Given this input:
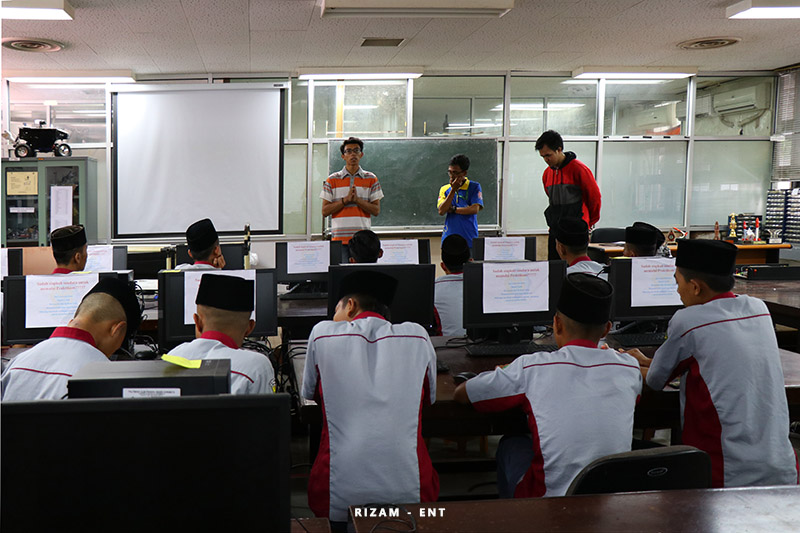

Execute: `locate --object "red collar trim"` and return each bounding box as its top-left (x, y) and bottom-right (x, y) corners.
top-left (200, 330), bottom-right (239, 349)
top-left (353, 311), bottom-right (385, 321)
top-left (50, 326), bottom-right (97, 348)
top-left (564, 339), bottom-right (598, 349)
top-left (52, 267), bottom-right (73, 274)
top-left (194, 261), bottom-right (214, 266)
top-left (708, 291), bottom-right (736, 302)
top-left (569, 256), bottom-right (591, 267)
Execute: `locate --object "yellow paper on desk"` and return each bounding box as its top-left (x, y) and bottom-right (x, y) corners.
top-left (161, 354), bottom-right (202, 369)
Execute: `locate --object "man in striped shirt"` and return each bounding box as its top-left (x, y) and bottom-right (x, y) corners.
top-left (321, 137), bottom-right (384, 261)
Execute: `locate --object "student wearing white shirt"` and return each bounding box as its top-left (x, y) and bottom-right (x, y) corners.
top-left (175, 218), bottom-right (226, 270)
top-left (434, 234), bottom-right (471, 336)
top-left (627, 239), bottom-right (798, 488)
top-left (454, 273), bottom-right (642, 498)
top-left (167, 273), bottom-right (274, 395)
top-left (554, 217), bottom-right (606, 279)
top-left (49, 224), bottom-right (88, 274)
top-left (302, 270), bottom-right (439, 524)
top-left (2, 277), bottom-right (141, 401)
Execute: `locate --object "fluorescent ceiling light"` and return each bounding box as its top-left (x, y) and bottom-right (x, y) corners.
top-left (297, 67), bottom-right (422, 80)
top-left (604, 80), bottom-right (669, 85)
top-left (727, 0), bottom-right (800, 18)
top-left (5, 70), bottom-right (136, 83)
top-left (1, 0), bottom-right (74, 20)
top-left (321, 0), bottom-right (513, 18)
top-left (573, 66), bottom-right (697, 79)
top-left (491, 103), bottom-right (585, 112)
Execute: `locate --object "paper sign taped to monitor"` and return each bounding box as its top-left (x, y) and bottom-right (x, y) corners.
top-left (484, 237), bottom-right (525, 261)
top-left (84, 245), bottom-right (115, 272)
top-left (377, 240), bottom-right (419, 264)
top-left (631, 257), bottom-right (682, 307)
top-left (483, 262), bottom-right (548, 314)
top-left (25, 273), bottom-right (99, 328)
top-left (183, 269), bottom-right (256, 324)
top-left (287, 241), bottom-right (330, 274)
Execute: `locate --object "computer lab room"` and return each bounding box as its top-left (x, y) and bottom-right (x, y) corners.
top-left (2, 1), bottom-right (800, 531)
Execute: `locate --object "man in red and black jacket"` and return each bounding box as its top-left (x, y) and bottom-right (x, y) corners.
top-left (536, 130), bottom-right (601, 260)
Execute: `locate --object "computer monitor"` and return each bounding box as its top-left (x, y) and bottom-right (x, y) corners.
top-left (84, 245), bottom-right (128, 271)
top-left (472, 237), bottom-right (537, 261)
top-left (327, 264), bottom-right (435, 329)
top-left (1, 395), bottom-right (291, 532)
top-left (157, 269), bottom-right (277, 351)
top-left (463, 260), bottom-right (566, 343)
top-left (2, 247), bottom-right (24, 277)
top-left (1, 272), bottom-right (137, 345)
top-left (127, 248), bottom-right (171, 279)
top-left (377, 239), bottom-right (431, 264)
top-left (275, 241), bottom-right (342, 283)
top-left (608, 258), bottom-right (683, 322)
top-left (68, 359), bottom-right (231, 398)
top-left (176, 243), bottom-right (246, 270)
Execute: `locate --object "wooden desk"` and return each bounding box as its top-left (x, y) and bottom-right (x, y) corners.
top-left (589, 242), bottom-right (791, 265)
top-left (291, 517), bottom-right (331, 533)
top-left (350, 485), bottom-right (800, 532)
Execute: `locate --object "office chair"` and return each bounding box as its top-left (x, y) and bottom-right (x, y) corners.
top-left (590, 227), bottom-right (626, 243)
top-left (565, 445), bottom-right (712, 496)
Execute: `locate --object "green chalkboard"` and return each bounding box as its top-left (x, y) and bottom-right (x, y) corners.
top-left (327, 138), bottom-right (498, 228)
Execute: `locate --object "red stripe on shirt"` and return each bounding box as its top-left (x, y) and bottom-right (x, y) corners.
top-left (51, 326), bottom-right (97, 348)
top-left (231, 370), bottom-right (254, 384)
top-left (679, 313), bottom-right (771, 338)
top-left (308, 367), bottom-right (332, 518)
top-left (418, 369), bottom-right (440, 503)
top-left (522, 361), bottom-right (640, 371)
top-left (201, 330), bottom-right (239, 349)
top-left (678, 356), bottom-right (725, 487)
top-left (52, 267), bottom-right (73, 274)
top-left (313, 333), bottom-right (429, 344)
top-left (8, 367), bottom-right (72, 377)
top-left (516, 399), bottom-right (547, 498)
top-left (569, 256), bottom-right (592, 267)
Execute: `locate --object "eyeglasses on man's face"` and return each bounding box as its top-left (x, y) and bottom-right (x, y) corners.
top-left (343, 148), bottom-right (362, 155)
top-left (448, 168), bottom-right (465, 176)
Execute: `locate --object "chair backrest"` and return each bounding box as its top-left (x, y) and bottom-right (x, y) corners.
top-left (565, 446), bottom-right (712, 496)
top-left (590, 227), bottom-right (626, 243)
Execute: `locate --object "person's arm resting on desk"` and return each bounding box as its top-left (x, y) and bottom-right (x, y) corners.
top-left (453, 359), bottom-right (526, 411)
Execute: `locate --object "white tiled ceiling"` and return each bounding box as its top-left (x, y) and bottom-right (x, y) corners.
top-left (2, 0), bottom-right (798, 76)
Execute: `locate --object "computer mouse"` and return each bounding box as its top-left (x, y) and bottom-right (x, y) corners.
top-left (453, 371), bottom-right (477, 385)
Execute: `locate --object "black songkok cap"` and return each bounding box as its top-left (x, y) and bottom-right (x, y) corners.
top-left (625, 223), bottom-right (660, 247)
top-left (557, 272), bottom-right (613, 325)
top-left (555, 217), bottom-right (589, 246)
top-left (441, 234), bottom-right (470, 266)
top-left (50, 225), bottom-right (87, 253)
top-left (186, 218), bottom-right (218, 254)
top-left (337, 270), bottom-right (398, 307)
top-left (633, 221), bottom-right (665, 247)
top-left (195, 274), bottom-right (254, 312)
top-left (84, 277), bottom-right (141, 337)
top-left (675, 239), bottom-right (738, 276)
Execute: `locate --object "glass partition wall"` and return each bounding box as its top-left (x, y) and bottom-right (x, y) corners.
top-left (4, 73), bottom-right (775, 238)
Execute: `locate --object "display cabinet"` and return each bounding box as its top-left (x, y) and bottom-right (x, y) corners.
top-left (2, 157), bottom-right (97, 247)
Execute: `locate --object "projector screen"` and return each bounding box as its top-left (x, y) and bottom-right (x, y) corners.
top-left (113, 86), bottom-right (283, 237)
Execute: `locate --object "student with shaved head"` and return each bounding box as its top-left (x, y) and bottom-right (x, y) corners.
top-left (1, 278), bottom-right (141, 401)
top-left (167, 273), bottom-right (274, 395)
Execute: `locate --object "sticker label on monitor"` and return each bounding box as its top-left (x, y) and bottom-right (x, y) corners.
top-left (377, 240), bottom-right (419, 264)
top-left (83, 245), bottom-right (115, 272)
top-left (122, 388), bottom-right (181, 398)
top-left (183, 269), bottom-right (256, 324)
top-left (25, 273), bottom-right (99, 328)
top-left (287, 241), bottom-right (330, 274)
top-left (483, 262), bottom-right (548, 314)
top-left (484, 237), bottom-right (525, 261)
top-left (631, 257), bottom-right (682, 308)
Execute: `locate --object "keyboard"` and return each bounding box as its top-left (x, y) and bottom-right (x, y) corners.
top-left (279, 292), bottom-right (328, 301)
top-left (607, 332), bottom-right (667, 347)
top-left (466, 342), bottom-right (559, 358)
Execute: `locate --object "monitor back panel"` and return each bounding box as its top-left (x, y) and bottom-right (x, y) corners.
top-left (608, 259), bottom-right (683, 322)
top-left (472, 237), bottom-right (537, 261)
top-left (1, 395), bottom-right (291, 531)
top-left (275, 241), bottom-right (342, 283)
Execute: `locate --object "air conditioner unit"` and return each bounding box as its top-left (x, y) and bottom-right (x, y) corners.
top-left (634, 106), bottom-right (677, 130)
top-left (713, 85), bottom-right (769, 114)
top-left (321, 0), bottom-right (514, 18)
top-left (676, 95), bottom-right (711, 119)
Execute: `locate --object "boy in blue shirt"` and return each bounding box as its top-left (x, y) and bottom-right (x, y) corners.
top-left (437, 154), bottom-right (483, 249)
